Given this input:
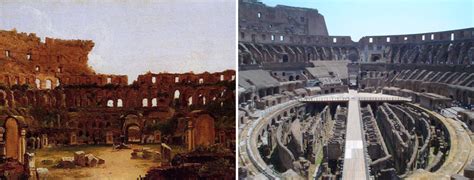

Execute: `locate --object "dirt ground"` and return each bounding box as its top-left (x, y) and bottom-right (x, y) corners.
top-left (32, 144), bottom-right (186, 180)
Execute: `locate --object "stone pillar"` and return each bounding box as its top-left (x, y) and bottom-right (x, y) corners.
top-left (26, 152), bottom-right (36, 178)
top-left (160, 143), bottom-right (172, 166)
top-left (105, 131), bottom-right (113, 145)
top-left (19, 129), bottom-right (26, 164)
top-left (35, 137), bottom-right (41, 149)
top-left (186, 118), bottom-right (194, 151)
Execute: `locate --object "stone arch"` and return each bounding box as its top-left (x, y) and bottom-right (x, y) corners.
top-left (142, 98), bottom-right (148, 107)
top-left (151, 98), bottom-right (158, 107)
top-left (5, 118), bottom-right (19, 160)
top-left (122, 114), bottom-right (143, 143)
top-left (4, 117), bottom-right (26, 163)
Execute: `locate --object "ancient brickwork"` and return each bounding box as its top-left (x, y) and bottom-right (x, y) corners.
top-left (0, 29), bottom-right (127, 89)
top-left (239, 0), bottom-right (329, 37)
top-left (0, 30), bottom-right (235, 154)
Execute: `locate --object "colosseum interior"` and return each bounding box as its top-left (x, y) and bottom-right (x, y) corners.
top-left (0, 29), bottom-right (236, 179)
top-left (238, 0), bottom-right (474, 179)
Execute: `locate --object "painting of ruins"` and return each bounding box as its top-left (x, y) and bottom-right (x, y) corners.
top-left (238, 0), bottom-right (473, 180)
top-left (0, 0), bottom-right (236, 179)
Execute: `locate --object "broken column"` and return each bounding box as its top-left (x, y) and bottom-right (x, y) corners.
top-left (74, 151), bottom-right (86, 166)
top-left (161, 143), bottom-right (172, 166)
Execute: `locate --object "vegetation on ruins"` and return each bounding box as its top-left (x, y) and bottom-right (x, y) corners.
top-left (30, 107), bottom-right (60, 126)
top-left (147, 117), bottom-right (178, 136)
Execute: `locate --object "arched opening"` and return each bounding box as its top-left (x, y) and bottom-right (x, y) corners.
top-left (174, 90), bottom-right (180, 99)
top-left (5, 118), bottom-right (19, 160)
top-left (295, 75), bottom-right (300, 80)
top-left (152, 77), bottom-right (156, 84)
top-left (289, 76), bottom-right (294, 81)
top-left (202, 96), bottom-right (206, 105)
top-left (199, 78), bottom-right (204, 84)
top-left (35, 79), bottom-right (41, 89)
top-left (107, 100), bottom-right (114, 107)
top-left (142, 98), bottom-right (148, 107)
top-left (220, 75), bottom-right (224, 81)
top-left (152, 98), bottom-right (158, 107)
top-left (45, 79), bottom-right (52, 89)
top-left (282, 54), bottom-right (289, 63)
top-left (371, 55), bottom-right (380, 62)
top-left (117, 99), bottom-right (123, 107)
top-left (126, 125), bottom-right (141, 143)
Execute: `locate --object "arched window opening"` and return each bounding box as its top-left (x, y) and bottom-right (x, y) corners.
top-left (152, 98), bottom-right (157, 107)
top-left (117, 99), bottom-right (123, 107)
top-left (174, 90), bottom-right (180, 99)
top-left (45, 79), bottom-right (52, 89)
top-left (152, 77), bottom-right (156, 84)
top-left (282, 55), bottom-right (289, 63)
top-left (142, 98), bottom-right (148, 107)
top-left (35, 79), bottom-right (41, 89)
top-left (107, 100), bottom-right (114, 107)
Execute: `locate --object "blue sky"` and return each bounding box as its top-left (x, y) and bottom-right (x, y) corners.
top-left (0, 0), bottom-right (236, 83)
top-left (263, 0), bottom-right (474, 40)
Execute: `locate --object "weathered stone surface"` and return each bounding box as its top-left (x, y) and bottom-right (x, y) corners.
top-left (0, 29), bottom-right (235, 152)
top-left (58, 157), bottom-right (75, 168)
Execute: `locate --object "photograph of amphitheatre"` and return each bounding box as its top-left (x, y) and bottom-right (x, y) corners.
top-left (238, 0), bottom-right (473, 179)
top-left (0, 0), bottom-right (236, 179)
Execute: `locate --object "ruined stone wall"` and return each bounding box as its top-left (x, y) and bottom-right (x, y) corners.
top-left (239, 42), bottom-right (358, 66)
top-left (0, 30), bottom-right (127, 88)
top-left (0, 77), bottom-right (234, 110)
top-left (239, 0), bottom-right (329, 37)
top-left (0, 30), bottom-right (235, 148)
